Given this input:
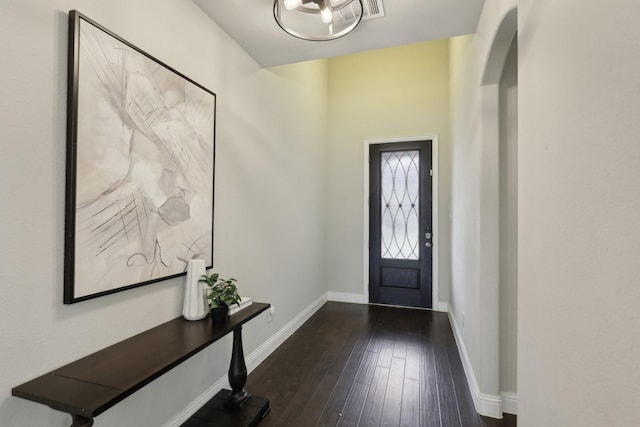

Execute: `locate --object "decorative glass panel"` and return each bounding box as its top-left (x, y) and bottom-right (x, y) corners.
top-left (380, 150), bottom-right (419, 260)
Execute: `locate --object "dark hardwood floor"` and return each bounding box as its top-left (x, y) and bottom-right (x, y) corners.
top-left (247, 302), bottom-right (516, 427)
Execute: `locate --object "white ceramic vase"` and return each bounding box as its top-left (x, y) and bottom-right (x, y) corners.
top-left (182, 259), bottom-right (208, 321)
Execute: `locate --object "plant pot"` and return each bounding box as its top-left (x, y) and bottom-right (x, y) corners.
top-left (210, 305), bottom-right (229, 324)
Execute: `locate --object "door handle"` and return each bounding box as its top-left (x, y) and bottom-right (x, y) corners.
top-left (425, 242), bottom-right (432, 248)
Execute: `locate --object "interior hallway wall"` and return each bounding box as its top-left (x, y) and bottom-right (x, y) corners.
top-left (498, 36), bottom-right (517, 397)
top-left (448, 0), bottom-right (517, 416)
top-left (0, 1), bottom-right (328, 425)
top-left (518, 0), bottom-right (640, 424)
top-left (325, 40), bottom-right (452, 306)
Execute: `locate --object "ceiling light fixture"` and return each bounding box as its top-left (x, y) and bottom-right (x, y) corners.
top-left (274, 0), bottom-right (363, 41)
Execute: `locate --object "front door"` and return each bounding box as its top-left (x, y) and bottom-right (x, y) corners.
top-left (369, 140), bottom-right (433, 308)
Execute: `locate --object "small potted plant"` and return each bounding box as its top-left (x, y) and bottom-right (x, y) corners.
top-left (199, 273), bottom-right (241, 324)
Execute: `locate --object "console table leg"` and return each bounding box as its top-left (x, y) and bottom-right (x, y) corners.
top-left (225, 325), bottom-right (252, 409)
top-left (70, 415), bottom-right (93, 427)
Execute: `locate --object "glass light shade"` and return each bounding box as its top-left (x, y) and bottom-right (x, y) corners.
top-left (274, 0), bottom-right (363, 41)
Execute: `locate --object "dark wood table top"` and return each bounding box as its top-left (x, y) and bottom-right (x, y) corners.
top-left (12, 303), bottom-right (270, 419)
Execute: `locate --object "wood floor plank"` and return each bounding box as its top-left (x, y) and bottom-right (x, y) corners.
top-left (274, 325), bottom-right (345, 424)
top-left (377, 336), bottom-right (395, 369)
top-left (433, 339), bottom-right (453, 385)
top-left (336, 381), bottom-right (369, 427)
top-left (419, 333), bottom-right (440, 421)
top-left (404, 333), bottom-right (421, 381)
top-left (316, 334), bottom-right (370, 426)
top-left (359, 366), bottom-right (390, 427)
top-left (452, 373), bottom-right (482, 427)
top-left (420, 406), bottom-right (442, 427)
top-left (481, 414), bottom-right (517, 427)
top-left (251, 309), bottom-right (355, 426)
top-left (379, 356), bottom-right (405, 427)
top-left (244, 302), bottom-right (516, 427)
top-left (354, 350), bottom-right (379, 386)
top-left (445, 332), bottom-right (482, 427)
top-left (267, 319), bottom-right (349, 423)
top-left (291, 331), bottom-right (364, 425)
top-left (392, 334), bottom-right (408, 359)
top-left (366, 329), bottom-right (385, 353)
top-left (446, 338), bottom-right (467, 378)
top-left (399, 377), bottom-right (419, 427)
top-left (438, 381), bottom-right (462, 427)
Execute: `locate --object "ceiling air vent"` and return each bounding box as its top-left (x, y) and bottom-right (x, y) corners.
top-left (361, 0), bottom-right (385, 21)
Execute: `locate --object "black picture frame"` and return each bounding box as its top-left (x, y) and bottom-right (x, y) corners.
top-left (64, 10), bottom-right (216, 304)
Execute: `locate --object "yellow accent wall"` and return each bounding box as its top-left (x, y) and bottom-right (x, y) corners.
top-left (326, 39), bottom-right (451, 304)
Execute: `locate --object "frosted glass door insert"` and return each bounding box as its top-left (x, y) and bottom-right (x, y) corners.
top-left (380, 150), bottom-right (420, 260)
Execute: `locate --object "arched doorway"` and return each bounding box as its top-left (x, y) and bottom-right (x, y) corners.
top-left (476, 6), bottom-right (517, 417)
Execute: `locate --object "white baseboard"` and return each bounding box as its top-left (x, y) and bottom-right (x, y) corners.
top-left (478, 393), bottom-right (503, 419)
top-left (165, 293), bottom-right (328, 427)
top-left (501, 392), bottom-right (518, 415)
top-left (437, 301), bottom-right (448, 312)
top-left (447, 305), bottom-right (503, 419)
top-left (327, 292), bottom-right (367, 304)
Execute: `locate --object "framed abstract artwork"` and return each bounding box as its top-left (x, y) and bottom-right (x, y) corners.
top-left (64, 10), bottom-right (216, 303)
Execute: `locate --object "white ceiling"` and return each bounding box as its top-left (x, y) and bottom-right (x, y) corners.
top-left (193, 0), bottom-right (485, 68)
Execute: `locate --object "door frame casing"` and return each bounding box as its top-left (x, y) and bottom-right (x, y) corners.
top-left (363, 135), bottom-right (440, 311)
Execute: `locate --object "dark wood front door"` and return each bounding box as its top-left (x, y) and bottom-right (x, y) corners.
top-left (369, 140), bottom-right (433, 308)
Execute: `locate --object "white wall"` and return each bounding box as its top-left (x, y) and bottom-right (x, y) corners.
top-left (448, 0), bottom-right (517, 417)
top-left (0, 1), bottom-right (328, 425)
top-left (449, 32), bottom-right (482, 402)
top-left (325, 40), bottom-right (451, 305)
top-left (498, 36), bottom-right (517, 397)
top-left (518, 0), bottom-right (640, 425)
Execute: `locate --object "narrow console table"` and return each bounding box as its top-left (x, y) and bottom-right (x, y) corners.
top-left (12, 303), bottom-right (271, 427)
